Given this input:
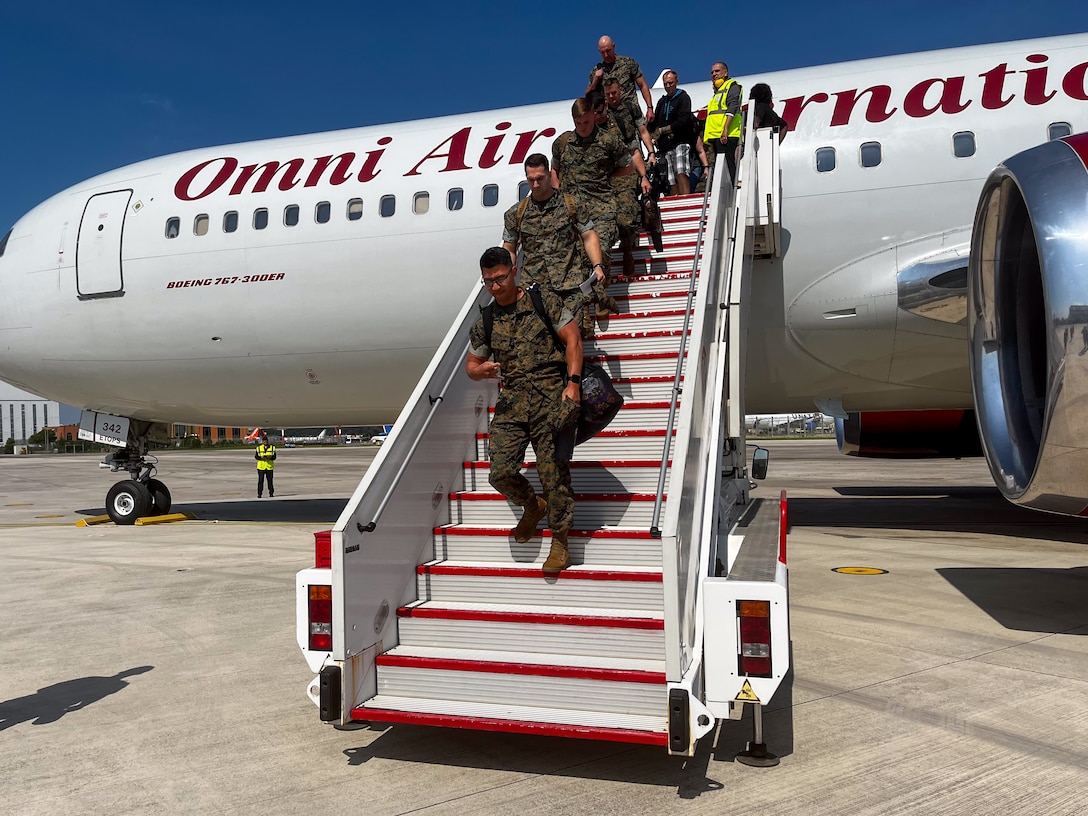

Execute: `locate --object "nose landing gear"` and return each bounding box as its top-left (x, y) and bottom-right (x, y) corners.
top-left (99, 421), bottom-right (173, 525)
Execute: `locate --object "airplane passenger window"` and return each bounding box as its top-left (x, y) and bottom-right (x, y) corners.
top-left (223, 211), bottom-right (239, 233)
top-left (953, 132), bottom-right (976, 158)
top-left (447, 188), bottom-right (464, 211)
top-left (165, 218), bottom-right (180, 239)
top-left (860, 142), bottom-right (882, 168)
top-left (347, 199), bottom-right (363, 220)
top-left (1048, 122), bottom-right (1072, 141)
top-left (482, 184), bottom-right (500, 207)
top-left (518, 181), bottom-right (530, 201)
top-left (253, 208), bottom-right (269, 230)
top-left (194, 214), bottom-right (210, 236)
top-left (284, 205), bottom-right (300, 227)
top-left (380, 195), bottom-right (396, 217)
top-left (413, 192), bottom-right (430, 214)
top-left (316, 201), bottom-right (331, 223)
top-left (815, 147), bottom-right (836, 173)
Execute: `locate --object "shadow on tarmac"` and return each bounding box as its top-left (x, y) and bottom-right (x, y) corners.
top-left (0, 666), bottom-right (153, 731)
top-left (77, 499), bottom-right (350, 524)
top-left (341, 723), bottom-right (730, 796)
top-left (788, 487), bottom-right (1088, 545)
top-left (939, 565), bottom-right (1088, 633)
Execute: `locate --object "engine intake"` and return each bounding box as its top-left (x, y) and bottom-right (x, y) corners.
top-left (968, 133), bottom-right (1088, 515)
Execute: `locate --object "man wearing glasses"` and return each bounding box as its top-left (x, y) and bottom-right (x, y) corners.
top-left (651, 70), bottom-right (699, 197)
top-left (466, 247), bottom-right (584, 573)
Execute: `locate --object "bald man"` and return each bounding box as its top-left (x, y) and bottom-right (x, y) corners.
top-left (586, 35), bottom-right (655, 125)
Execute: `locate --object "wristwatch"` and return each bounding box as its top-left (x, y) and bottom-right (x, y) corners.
top-left (592, 263), bottom-right (605, 271)
top-left (569, 373), bottom-right (582, 384)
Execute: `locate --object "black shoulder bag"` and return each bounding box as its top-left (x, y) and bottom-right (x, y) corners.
top-left (479, 286), bottom-right (624, 444)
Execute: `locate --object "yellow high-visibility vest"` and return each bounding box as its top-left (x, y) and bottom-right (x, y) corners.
top-left (705, 78), bottom-right (742, 142)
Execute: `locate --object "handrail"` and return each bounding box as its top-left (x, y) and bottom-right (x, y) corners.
top-left (649, 171), bottom-right (719, 537)
top-left (355, 358), bottom-right (462, 533)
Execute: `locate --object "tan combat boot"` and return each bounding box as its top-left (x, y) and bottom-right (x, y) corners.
top-left (512, 496), bottom-right (547, 543)
top-left (542, 534), bottom-right (571, 573)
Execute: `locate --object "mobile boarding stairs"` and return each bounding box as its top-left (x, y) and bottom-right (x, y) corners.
top-left (296, 120), bottom-right (787, 758)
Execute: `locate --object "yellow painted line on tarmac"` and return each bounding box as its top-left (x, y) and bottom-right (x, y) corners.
top-left (35, 514), bottom-right (66, 519)
top-left (134, 512), bottom-right (196, 526)
top-left (832, 566), bottom-right (889, 575)
top-left (75, 515), bottom-right (112, 527)
top-left (6, 503), bottom-right (33, 507)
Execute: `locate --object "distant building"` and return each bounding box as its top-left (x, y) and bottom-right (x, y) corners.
top-left (171, 424), bottom-right (251, 443)
top-left (0, 382), bottom-right (81, 444)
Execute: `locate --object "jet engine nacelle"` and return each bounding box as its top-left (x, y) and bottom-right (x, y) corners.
top-left (968, 132), bottom-right (1088, 515)
top-left (835, 410), bottom-right (982, 458)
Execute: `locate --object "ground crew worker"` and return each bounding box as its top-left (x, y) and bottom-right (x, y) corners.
top-left (466, 247), bottom-right (583, 573)
top-left (255, 433), bottom-right (276, 497)
top-left (704, 62), bottom-right (743, 185)
top-left (552, 97), bottom-right (630, 335)
top-left (502, 153), bottom-right (606, 333)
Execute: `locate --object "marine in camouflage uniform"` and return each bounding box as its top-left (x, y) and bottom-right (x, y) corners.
top-left (603, 91), bottom-right (648, 253)
top-left (586, 36), bottom-right (654, 122)
top-left (466, 248), bottom-right (584, 572)
top-left (502, 154), bottom-right (605, 332)
top-left (600, 80), bottom-right (655, 281)
top-left (553, 98), bottom-right (630, 331)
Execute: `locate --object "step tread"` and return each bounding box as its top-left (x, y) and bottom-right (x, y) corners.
top-left (352, 696), bottom-right (668, 744)
top-left (400, 600), bottom-right (664, 624)
top-left (380, 645), bottom-right (666, 676)
top-left (420, 560), bottom-right (662, 578)
top-left (434, 525), bottom-right (660, 539)
top-left (462, 460), bottom-right (670, 468)
top-left (451, 491), bottom-right (661, 501)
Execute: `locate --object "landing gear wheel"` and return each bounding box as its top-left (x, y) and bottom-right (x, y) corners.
top-left (106, 479), bottom-right (152, 525)
top-left (147, 478), bottom-right (172, 515)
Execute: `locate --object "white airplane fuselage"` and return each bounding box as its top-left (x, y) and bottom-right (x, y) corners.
top-left (1, 34), bottom-right (1087, 426)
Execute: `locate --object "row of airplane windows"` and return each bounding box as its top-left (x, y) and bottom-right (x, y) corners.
top-left (816, 123), bottom-right (1072, 172)
top-left (165, 181), bottom-right (529, 239)
top-left (164, 123), bottom-right (1075, 238)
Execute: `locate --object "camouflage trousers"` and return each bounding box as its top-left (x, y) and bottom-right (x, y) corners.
top-left (591, 212), bottom-right (618, 277)
top-left (611, 174), bottom-right (640, 248)
top-left (488, 385), bottom-right (575, 537)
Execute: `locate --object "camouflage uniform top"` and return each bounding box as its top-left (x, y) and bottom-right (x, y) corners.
top-left (469, 288), bottom-right (573, 396)
top-left (502, 193), bottom-right (595, 293)
top-left (551, 127), bottom-right (630, 218)
top-left (605, 97), bottom-right (645, 153)
top-left (589, 54), bottom-right (645, 110)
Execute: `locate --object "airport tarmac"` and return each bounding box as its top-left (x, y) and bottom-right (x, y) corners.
top-left (3, 441), bottom-right (1088, 815)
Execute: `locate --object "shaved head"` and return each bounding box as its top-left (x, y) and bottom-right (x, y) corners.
top-left (597, 35), bottom-right (616, 63)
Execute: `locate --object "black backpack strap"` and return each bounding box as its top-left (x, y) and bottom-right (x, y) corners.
top-left (527, 284), bottom-right (565, 352)
top-left (480, 302), bottom-right (495, 348)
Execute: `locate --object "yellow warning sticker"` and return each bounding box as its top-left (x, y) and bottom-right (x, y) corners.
top-left (735, 680), bottom-right (760, 703)
top-left (832, 567), bottom-right (888, 575)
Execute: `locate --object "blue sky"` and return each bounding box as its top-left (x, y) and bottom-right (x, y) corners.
top-left (2, 1), bottom-right (1087, 233)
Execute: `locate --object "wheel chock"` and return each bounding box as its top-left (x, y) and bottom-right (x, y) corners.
top-left (134, 512), bottom-right (195, 526)
top-left (75, 515), bottom-right (112, 527)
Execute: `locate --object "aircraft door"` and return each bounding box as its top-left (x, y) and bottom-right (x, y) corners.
top-left (76, 189), bottom-right (132, 299)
